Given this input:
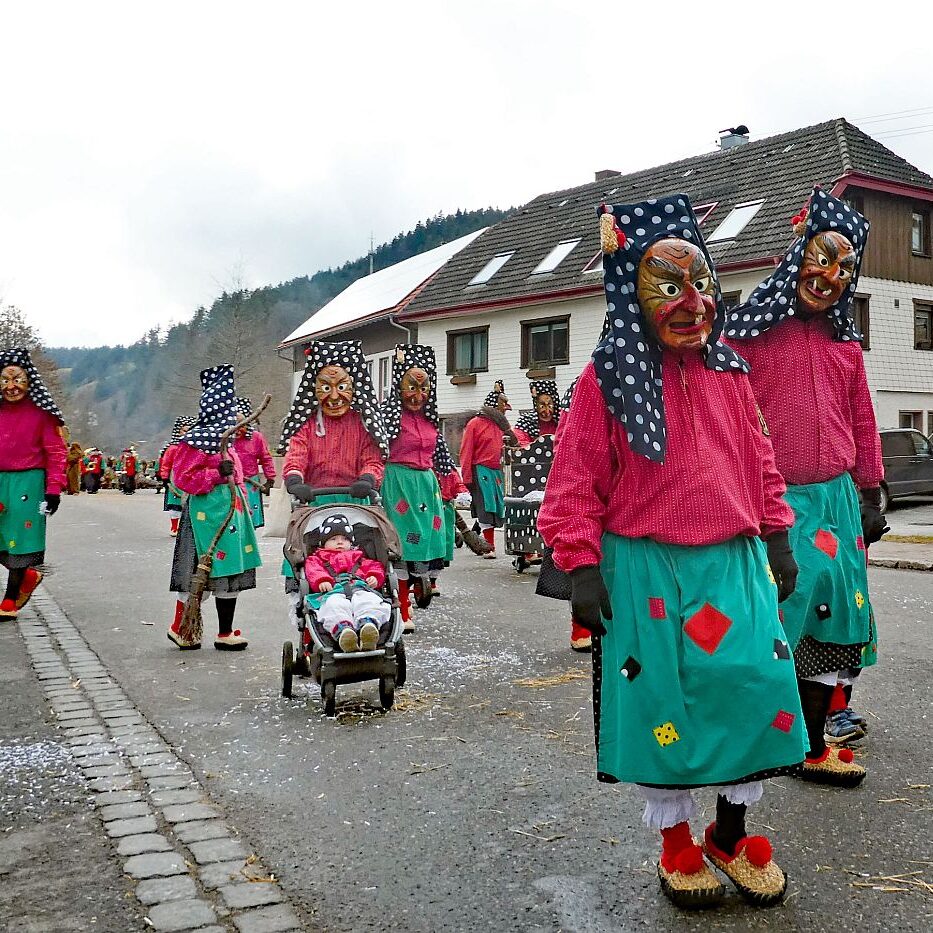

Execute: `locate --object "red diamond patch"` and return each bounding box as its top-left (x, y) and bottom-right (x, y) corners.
top-left (432, 515), bottom-right (443, 531)
top-left (24, 521), bottom-right (32, 529)
top-left (814, 529), bottom-right (838, 559)
top-left (772, 710), bottom-right (795, 733)
top-left (216, 550), bottom-right (226, 561)
top-left (395, 499), bottom-right (410, 515)
top-left (683, 603), bottom-right (732, 655)
top-left (856, 535), bottom-right (865, 551)
top-left (648, 597), bottom-right (666, 620)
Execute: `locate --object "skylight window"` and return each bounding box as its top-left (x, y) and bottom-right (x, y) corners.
top-left (693, 203), bottom-right (718, 225)
top-left (468, 251), bottom-right (514, 286)
top-left (582, 251), bottom-right (603, 274)
top-left (706, 200), bottom-right (765, 242)
top-left (531, 238), bottom-right (582, 275)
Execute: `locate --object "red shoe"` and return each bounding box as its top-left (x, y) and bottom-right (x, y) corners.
top-left (214, 629), bottom-right (248, 651)
top-left (0, 598), bottom-right (18, 621)
top-left (170, 517), bottom-right (180, 537)
top-left (570, 618), bottom-right (592, 653)
top-left (15, 568), bottom-right (44, 610)
top-left (657, 822), bottom-right (724, 910)
top-left (703, 824), bottom-right (787, 906)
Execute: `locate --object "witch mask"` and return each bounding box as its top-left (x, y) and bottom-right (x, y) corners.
top-left (535, 393), bottom-right (555, 423)
top-left (797, 231), bottom-right (856, 313)
top-left (1, 365), bottom-right (30, 404)
top-left (637, 239), bottom-right (715, 353)
top-left (315, 365), bottom-right (353, 418)
top-left (400, 367), bottom-right (431, 413)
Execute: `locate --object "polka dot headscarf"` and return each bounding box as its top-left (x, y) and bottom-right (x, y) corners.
top-left (724, 186), bottom-right (870, 343)
top-left (235, 397), bottom-right (254, 439)
top-left (380, 344), bottom-right (453, 474)
top-left (560, 377), bottom-right (579, 413)
top-left (0, 346), bottom-right (64, 423)
top-left (515, 379), bottom-right (561, 439)
top-left (169, 415), bottom-right (197, 444)
top-left (483, 380), bottom-right (507, 409)
top-left (594, 195), bottom-right (748, 463)
top-left (180, 364), bottom-right (238, 454)
top-left (278, 340), bottom-right (388, 458)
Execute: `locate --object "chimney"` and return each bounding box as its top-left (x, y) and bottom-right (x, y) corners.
top-left (595, 169), bottom-right (619, 181)
top-left (718, 125), bottom-right (750, 149)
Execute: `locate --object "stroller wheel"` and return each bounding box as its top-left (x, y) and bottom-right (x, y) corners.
top-left (379, 675), bottom-right (395, 711)
top-left (395, 638), bottom-right (407, 689)
top-left (321, 680), bottom-right (336, 717)
top-left (412, 577), bottom-right (433, 609)
top-left (281, 641), bottom-right (294, 698)
top-left (513, 555), bottom-right (528, 573)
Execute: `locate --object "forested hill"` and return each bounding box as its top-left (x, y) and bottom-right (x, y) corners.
top-left (49, 207), bottom-right (510, 455)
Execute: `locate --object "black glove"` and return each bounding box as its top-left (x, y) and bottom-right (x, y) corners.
top-left (569, 565), bottom-right (611, 637)
top-left (860, 487), bottom-right (889, 546)
top-left (44, 494), bottom-right (60, 516)
top-left (765, 530), bottom-right (798, 603)
top-left (218, 459), bottom-right (235, 478)
top-left (284, 474), bottom-right (303, 492)
top-left (349, 473), bottom-right (376, 500)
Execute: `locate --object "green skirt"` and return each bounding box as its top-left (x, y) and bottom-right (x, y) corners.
top-left (0, 469), bottom-right (47, 566)
top-left (442, 501), bottom-right (456, 563)
top-left (595, 533), bottom-right (807, 788)
top-left (780, 474), bottom-right (872, 654)
top-left (163, 476), bottom-right (184, 511)
top-left (189, 484), bottom-right (261, 579)
top-left (475, 465), bottom-right (505, 521)
top-left (382, 462), bottom-right (445, 562)
top-left (244, 474), bottom-right (265, 529)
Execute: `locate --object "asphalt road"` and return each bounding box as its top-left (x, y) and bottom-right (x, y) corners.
top-left (4, 490), bottom-right (933, 932)
top-left (885, 494), bottom-right (933, 535)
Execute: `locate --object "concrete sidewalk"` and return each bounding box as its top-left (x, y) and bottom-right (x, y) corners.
top-left (868, 539), bottom-right (933, 571)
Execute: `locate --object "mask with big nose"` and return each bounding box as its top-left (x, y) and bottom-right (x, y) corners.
top-left (315, 365), bottom-right (354, 418)
top-left (400, 367), bottom-right (430, 412)
top-left (1, 365), bottom-right (30, 404)
top-left (797, 231), bottom-right (855, 314)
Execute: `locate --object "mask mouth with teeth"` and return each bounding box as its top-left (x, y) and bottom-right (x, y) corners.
top-left (400, 366), bottom-right (431, 413)
top-left (315, 365), bottom-right (354, 418)
top-left (1, 365), bottom-right (30, 404)
top-left (797, 231), bottom-right (856, 313)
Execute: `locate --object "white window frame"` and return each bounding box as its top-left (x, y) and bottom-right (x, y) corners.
top-left (468, 251), bottom-right (515, 286)
top-left (706, 199), bottom-right (765, 243)
top-left (531, 238), bottom-right (582, 275)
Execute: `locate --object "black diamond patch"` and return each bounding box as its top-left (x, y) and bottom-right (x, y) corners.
top-left (773, 638), bottom-right (791, 660)
top-left (406, 532), bottom-right (421, 544)
top-left (620, 656), bottom-right (642, 681)
top-left (419, 502), bottom-right (428, 512)
top-left (815, 603), bottom-right (832, 620)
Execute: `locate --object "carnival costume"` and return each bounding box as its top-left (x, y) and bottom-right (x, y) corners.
top-left (167, 365), bottom-right (261, 651)
top-left (83, 448), bottom-right (103, 493)
top-left (160, 416), bottom-right (197, 536)
top-left (513, 379), bottom-right (561, 447)
top-left (379, 344), bottom-right (451, 627)
top-left (725, 188), bottom-right (881, 786)
top-left (458, 380), bottom-right (517, 557)
top-left (538, 197), bottom-right (807, 909)
top-left (232, 396), bottom-right (276, 529)
top-left (121, 448), bottom-right (137, 495)
top-left (432, 434), bottom-right (468, 595)
top-left (0, 348), bottom-right (67, 621)
top-left (66, 442), bottom-right (82, 495)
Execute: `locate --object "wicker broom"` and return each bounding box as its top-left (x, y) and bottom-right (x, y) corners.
top-left (177, 394), bottom-right (271, 644)
top-left (455, 509), bottom-right (492, 555)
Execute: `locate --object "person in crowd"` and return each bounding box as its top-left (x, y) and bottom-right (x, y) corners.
top-left (66, 441), bottom-right (83, 495)
top-left (232, 397), bottom-right (276, 529)
top-left (160, 417), bottom-right (196, 536)
top-left (512, 379), bottom-right (561, 447)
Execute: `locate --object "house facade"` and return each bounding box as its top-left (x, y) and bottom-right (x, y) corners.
top-left (398, 119), bottom-right (933, 451)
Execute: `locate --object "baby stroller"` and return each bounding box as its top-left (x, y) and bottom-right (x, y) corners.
top-left (503, 436), bottom-right (554, 573)
top-left (281, 487), bottom-right (407, 716)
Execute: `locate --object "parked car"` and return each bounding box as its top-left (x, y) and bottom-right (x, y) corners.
top-left (879, 428), bottom-right (933, 512)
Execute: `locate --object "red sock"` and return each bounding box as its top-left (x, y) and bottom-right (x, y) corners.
top-left (660, 821), bottom-right (703, 874)
top-left (570, 618), bottom-right (591, 642)
top-left (828, 683), bottom-right (847, 713)
top-left (170, 600), bottom-right (184, 633)
top-left (482, 527), bottom-right (495, 550)
top-left (398, 579), bottom-right (411, 623)
top-left (170, 517), bottom-right (179, 534)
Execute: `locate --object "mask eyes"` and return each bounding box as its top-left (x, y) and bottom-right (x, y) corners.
top-left (337, 382), bottom-right (349, 392)
top-left (658, 282), bottom-right (682, 298)
top-left (838, 267), bottom-right (851, 280)
top-left (693, 276), bottom-right (711, 293)
top-left (817, 253), bottom-right (830, 267)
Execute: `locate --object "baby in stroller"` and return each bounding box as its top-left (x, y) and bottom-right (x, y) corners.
top-left (304, 514), bottom-right (392, 653)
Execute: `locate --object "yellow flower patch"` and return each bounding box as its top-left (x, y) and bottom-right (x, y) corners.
top-left (653, 722), bottom-right (680, 747)
top-left (196, 511), bottom-right (207, 521)
top-left (854, 590), bottom-right (865, 609)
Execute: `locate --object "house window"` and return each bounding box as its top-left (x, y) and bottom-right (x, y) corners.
top-left (852, 294), bottom-right (870, 350)
top-left (900, 411), bottom-right (923, 431)
top-left (693, 203), bottom-right (718, 225)
top-left (914, 301), bottom-right (933, 350)
top-left (912, 209), bottom-right (930, 256)
top-left (531, 239), bottom-right (582, 275)
top-left (706, 200), bottom-right (765, 242)
top-left (721, 291), bottom-right (741, 311)
top-left (468, 251), bottom-right (514, 286)
top-left (447, 327), bottom-right (489, 374)
top-left (521, 317), bottom-right (569, 368)
top-left (377, 356), bottom-right (391, 401)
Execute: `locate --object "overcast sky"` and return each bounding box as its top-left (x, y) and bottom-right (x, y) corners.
top-left (2, 1), bottom-right (931, 348)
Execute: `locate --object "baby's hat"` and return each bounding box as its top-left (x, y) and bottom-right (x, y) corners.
top-left (320, 514), bottom-right (354, 543)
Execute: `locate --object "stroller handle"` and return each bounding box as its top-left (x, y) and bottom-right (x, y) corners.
top-left (304, 486), bottom-right (381, 506)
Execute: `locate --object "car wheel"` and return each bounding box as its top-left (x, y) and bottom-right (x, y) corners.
top-left (878, 485), bottom-right (890, 515)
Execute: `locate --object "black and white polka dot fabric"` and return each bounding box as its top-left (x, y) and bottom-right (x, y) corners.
top-left (170, 415), bottom-right (198, 444)
top-left (0, 346), bottom-right (64, 423)
top-left (483, 380), bottom-right (506, 409)
top-left (515, 379), bottom-right (561, 439)
top-left (724, 186), bottom-right (870, 343)
top-left (278, 340), bottom-right (388, 457)
top-left (560, 377), bottom-right (579, 413)
top-left (235, 397), bottom-right (253, 438)
top-left (180, 364), bottom-right (238, 454)
top-left (595, 196), bottom-right (748, 463)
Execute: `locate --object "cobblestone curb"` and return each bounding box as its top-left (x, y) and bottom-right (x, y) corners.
top-left (868, 556), bottom-right (933, 572)
top-left (17, 591), bottom-right (308, 933)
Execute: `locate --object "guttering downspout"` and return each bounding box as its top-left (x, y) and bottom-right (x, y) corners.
top-left (388, 314), bottom-right (411, 342)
